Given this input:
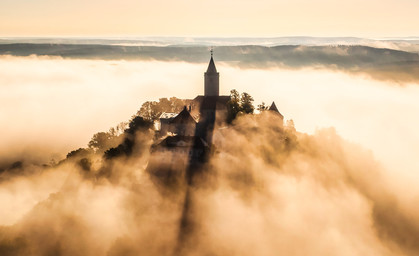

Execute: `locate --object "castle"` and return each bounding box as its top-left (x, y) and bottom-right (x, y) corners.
top-left (147, 52), bottom-right (283, 176)
top-left (158, 51), bottom-right (231, 141)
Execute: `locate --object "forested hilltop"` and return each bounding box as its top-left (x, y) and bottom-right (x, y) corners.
top-left (0, 90), bottom-right (282, 177)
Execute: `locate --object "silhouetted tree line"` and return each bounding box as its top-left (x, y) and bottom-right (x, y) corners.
top-left (104, 116), bottom-right (153, 159)
top-left (67, 98), bottom-right (184, 164)
top-left (66, 148), bottom-right (92, 159)
top-left (64, 115), bottom-right (153, 175)
top-left (60, 91), bottom-right (295, 179)
top-left (65, 91), bottom-right (258, 171)
top-left (83, 122), bottom-right (127, 155)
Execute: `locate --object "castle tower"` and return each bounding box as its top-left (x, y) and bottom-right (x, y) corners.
top-left (204, 50), bottom-right (219, 96)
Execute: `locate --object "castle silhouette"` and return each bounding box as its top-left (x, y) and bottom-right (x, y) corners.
top-left (147, 53), bottom-right (283, 176)
top-left (145, 53), bottom-right (284, 251)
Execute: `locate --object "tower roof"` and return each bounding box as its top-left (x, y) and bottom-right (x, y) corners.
top-left (269, 101), bottom-right (284, 119)
top-left (206, 56), bottom-right (218, 73)
top-left (269, 102), bottom-right (279, 112)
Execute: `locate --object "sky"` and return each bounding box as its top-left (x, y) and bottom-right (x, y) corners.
top-left (1, 0), bottom-right (418, 37)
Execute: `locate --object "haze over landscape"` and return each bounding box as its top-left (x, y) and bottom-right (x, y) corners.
top-left (1, 0), bottom-right (419, 255)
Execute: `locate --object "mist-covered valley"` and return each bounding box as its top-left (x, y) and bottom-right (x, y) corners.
top-left (1, 39), bottom-right (419, 255)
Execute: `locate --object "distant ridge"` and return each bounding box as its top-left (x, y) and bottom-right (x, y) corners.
top-left (1, 36), bottom-right (419, 47)
top-left (1, 43), bottom-right (418, 83)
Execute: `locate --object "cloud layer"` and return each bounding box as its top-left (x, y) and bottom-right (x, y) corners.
top-left (1, 56), bottom-right (418, 183)
top-left (0, 113), bottom-right (418, 256)
top-left (0, 55), bottom-right (418, 255)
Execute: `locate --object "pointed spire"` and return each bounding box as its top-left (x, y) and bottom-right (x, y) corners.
top-left (204, 48), bottom-right (220, 96)
top-left (206, 48), bottom-right (217, 73)
top-left (269, 101), bottom-right (279, 112)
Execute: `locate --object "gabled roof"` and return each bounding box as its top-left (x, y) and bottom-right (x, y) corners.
top-left (206, 56), bottom-right (218, 73)
top-left (269, 101), bottom-right (284, 119)
top-left (170, 106), bottom-right (197, 124)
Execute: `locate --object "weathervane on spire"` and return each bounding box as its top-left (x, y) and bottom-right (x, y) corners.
top-left (210, 47), bottom-right (213, 57)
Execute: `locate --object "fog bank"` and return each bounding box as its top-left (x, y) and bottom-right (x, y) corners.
top-left (1, 56), bottom-right (417, 185)
top-left (1, 55), bottom-right (419, 255)
top-left (0, 113), bottom-right (418, 256)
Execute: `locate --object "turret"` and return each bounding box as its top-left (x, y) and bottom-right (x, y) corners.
top-left (269, 101), bottom-right (284, 121)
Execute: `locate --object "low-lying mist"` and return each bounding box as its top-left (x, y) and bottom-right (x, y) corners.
top-left (0, 56), bottom-right (203, 165)
top-left (0, 112), bottom-right (418, 256)
top-left (0, 55), bottom-right (418, 255)
top-left (1, 56), bottom-right (417, 181)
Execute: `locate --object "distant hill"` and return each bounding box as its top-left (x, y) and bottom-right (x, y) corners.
top-left (1, 43), bottom-right (418, 83)
top-left (1, 36), bottom-right (419, 48)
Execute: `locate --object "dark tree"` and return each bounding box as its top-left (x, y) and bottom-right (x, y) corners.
top-left (88, 132), bottom-right (111, 150)
top-left (108, 122), bottom-right (127, 136)
top-left (78, 158), bottom-right (92, 172)
top-left (137, 101), bottom-right (161, 121)
top-left (257, 102), bottom-right (267, 112)
top-left (168, 97), bottom-right (186, 113)
top-left (126, 116), bottom-right (153, 135)
top-left (103, 138), bottom-right (135, 159)
top-left (66, 148), bottom-right (92, 159)
top-left (240, 92), bottom-right (254, 114)
top-left (137, 97), bottom-right (188, 121)
top-left (104, 116), bottom-right (153, 159)
top-left (88, 132), bottom-right (122, 153)
top-left (227, 89), bottom-right (241, 123)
